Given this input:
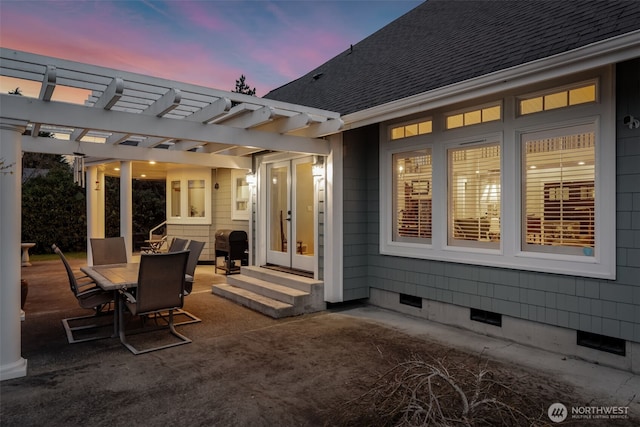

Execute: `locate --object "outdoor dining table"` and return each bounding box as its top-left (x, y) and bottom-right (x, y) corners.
top-left (81, 263), bottom-right (139, 338)
top-left (79, 262), bottom-right (193, 339)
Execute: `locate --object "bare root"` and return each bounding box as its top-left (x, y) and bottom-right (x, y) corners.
top-left (334, 355), bottom-right (549, 426)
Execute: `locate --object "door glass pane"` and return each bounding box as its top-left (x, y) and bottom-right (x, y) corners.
top-left (170, 180), bottom-right (181, 217)
top-left (295, 161), bottom-right (314, 255)
top-left (270, 166), bottom-right (288, 252)
top-left (188, 179), bottom-right (205, 217)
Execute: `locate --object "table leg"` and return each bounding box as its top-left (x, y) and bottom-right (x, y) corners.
top-left (113, 292), bottom-right (121, 338)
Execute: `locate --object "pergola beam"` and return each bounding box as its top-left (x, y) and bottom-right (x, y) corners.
top-left (21, 135), bottom-right (251, 169)
top-left (2, 94), bottom-right (331, 155)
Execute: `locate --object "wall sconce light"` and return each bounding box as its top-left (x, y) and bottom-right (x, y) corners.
top-left (245, 172), bottom-right (256, 187)
top-left (312, 156), bottom-right (325, 178)
top-left (623, 115), bottom-right (640, 129)
top-left (94, 180), bottom-right (100, 191)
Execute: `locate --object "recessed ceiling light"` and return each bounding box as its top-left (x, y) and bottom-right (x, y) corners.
top-left (578, 161), bottom-right (585, 165)
top-left (114, 167), bottom-right (120, 171)
top-left (529, 165), bottom-right (537, 169)
top-left (140, 174), bottom-right (146, 178)
top-left (149, 161), bottom-right (156, 165)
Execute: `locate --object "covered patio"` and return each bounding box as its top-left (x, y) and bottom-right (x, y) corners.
top-left (0, 48), bottom-right (343, 380)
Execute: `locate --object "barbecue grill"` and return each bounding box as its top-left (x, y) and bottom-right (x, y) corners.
top-left (214, 229), bottom-right (248, 274)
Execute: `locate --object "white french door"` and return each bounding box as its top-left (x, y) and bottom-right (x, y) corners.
top-left (266, 157), bottom-right (315, 272)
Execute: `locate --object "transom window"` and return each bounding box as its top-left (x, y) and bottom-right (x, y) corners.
top-left (518, 82), bottom-right (596, 115)
top-left (445, 103), bottom-right (501, 129)
top-left (391, 119), bottom-right (433, 140)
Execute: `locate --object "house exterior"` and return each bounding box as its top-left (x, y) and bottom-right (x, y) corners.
top-left (2, 0), bottom-right (640, 381)
top-left (264, 0), bottom-right (640, 372)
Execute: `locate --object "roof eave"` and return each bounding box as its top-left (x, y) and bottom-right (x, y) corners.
top-left (342, 29), bottom-right (640, 131)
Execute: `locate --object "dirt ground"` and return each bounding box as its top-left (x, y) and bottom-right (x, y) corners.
top-left (2, 257), bottom-right (636, 426)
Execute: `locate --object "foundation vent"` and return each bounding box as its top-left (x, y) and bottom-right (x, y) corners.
top-left (470, 308), bottom-right (502, 327)
top-left (577, 331), bottom-right (625, 356)
top-left (399, 293), bottom-right (422, 308)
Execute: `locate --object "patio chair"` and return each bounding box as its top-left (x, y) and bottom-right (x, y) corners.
top-left (53, 244), bottom-right (115, 344)
top-left (90, 236), bottom-right (128, 265)
top-left (118, 250), bottom-right (191, 354)
top-left (172, 240), bottom-right (205, 326)
top-left (167, 237), bottom-right (189, 252)
top-left (184, 240), bottom-right (205, 296)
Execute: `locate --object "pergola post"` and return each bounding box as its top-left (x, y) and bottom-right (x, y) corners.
top-left (86, 165), bottom-right (105, 265)
top-left (120, 161), bottom-right (133, 257)
top-left (0, 120), bottom-right (28, 380)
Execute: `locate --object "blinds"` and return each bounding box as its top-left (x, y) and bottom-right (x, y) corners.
top-left (448, 143), bottom-right (501, 244)
top-left (522, 126), bottom-right (595, 255)
top-left (394, 150), bottom-right (432, 241)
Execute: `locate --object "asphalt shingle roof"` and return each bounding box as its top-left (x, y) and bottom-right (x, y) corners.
top-left (265, 0), bottom-right (640, 115)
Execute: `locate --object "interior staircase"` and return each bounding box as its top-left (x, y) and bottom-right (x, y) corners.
top-left (211, 266), bottom-right (325, 318)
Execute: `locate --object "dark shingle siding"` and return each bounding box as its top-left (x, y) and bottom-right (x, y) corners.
top-left (265, 0), bottom-right (640, 115)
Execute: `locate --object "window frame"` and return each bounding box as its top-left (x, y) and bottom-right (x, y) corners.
top-left (380, 68), bottom-right (615, 279)
top-left (166, 167), bottom-right (212, 225)
top-left (231, 169), bottom-right (251, 220)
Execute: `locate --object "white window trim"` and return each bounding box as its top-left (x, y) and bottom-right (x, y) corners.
top-left (380, 69), bottom-right (615, 279)
top-left (231, 168), bottom-right (251, 221)
top-left (166, 167), bottom-right (212, 225)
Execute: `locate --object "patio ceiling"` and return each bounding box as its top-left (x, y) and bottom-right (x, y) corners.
top-left (0, 48), bottom-right (343, 173)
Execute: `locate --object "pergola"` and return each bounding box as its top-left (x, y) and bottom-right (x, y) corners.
top-left (0, 48), bottom-right (342, 380)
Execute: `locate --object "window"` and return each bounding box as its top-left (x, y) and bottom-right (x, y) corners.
top-left (380, 69), bottom-right (615, 279)
top-left (188, 179), bottom-right (205, 217)
top-left (166, 168), bottom-right (211, 224)
top-left (519, 82), bottom-right (596, 115)
top-left (448, 143), bottom-right (500, 247)
top-left (231, 169), bottom-right (251, 220)
top-left (391, 119), bottom-right (432, 140)
top-left (170, 180), bottom-right (181, 217)
top-left (522, 124), bottom-right (595, 256)
top-left (393, 149), bottom-right (432, 242)
top-left (445, 104), bottom-right (501, 129)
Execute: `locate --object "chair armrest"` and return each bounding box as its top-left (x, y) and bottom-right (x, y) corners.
top-left (76, 286), bottom-right (107, 298)
top-left (119, 289), bottom-right (137, 304)
top-left (76, 275), bottom-right (96, 289)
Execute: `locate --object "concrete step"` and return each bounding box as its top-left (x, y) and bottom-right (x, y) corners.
top-left (240, 266), bottom-right (322, 293)
top-left (226, 274), bottom-right (308, 305)
top-left (212, 284), bottom-right (295, 319)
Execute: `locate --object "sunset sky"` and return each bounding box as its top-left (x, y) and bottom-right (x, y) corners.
top-left (0, 0), bottom-right (421, 96)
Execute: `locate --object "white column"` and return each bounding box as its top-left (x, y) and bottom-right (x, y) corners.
top-left (324, 134), bottom-right (343, 303)
top-left (97, 169), bottom-right (105, 236)
top-left (86, 166), bottom-right (103, 265)
top-left (0, 121), bottom-right (28, 380)
top-left (120, 161), bottom-right (133, 256)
